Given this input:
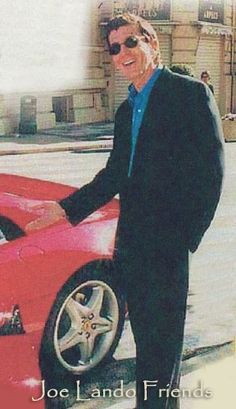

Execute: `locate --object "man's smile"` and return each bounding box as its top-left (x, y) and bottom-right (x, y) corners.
top-left (123, 60), bottom-right (135, 66)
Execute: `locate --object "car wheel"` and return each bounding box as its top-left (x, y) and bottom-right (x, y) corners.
top-left (40, 260), bottom-right (125, 379)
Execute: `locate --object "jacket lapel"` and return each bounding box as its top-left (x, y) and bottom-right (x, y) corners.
top-left (140, 66), bottom-right (169, 132)
top-left (129, 67), bottom-right (170, 176)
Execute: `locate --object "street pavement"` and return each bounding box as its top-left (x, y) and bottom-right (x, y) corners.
top-left (102, 352), bottom-right (236, 409)
top-left (68, 341), bottom-right (236, 409)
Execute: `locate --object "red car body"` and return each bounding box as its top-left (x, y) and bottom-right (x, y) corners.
top-left (0, 174), bottom-right (119, 409)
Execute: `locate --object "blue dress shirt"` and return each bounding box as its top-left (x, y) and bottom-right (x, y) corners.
top-left (127, 66), bottom-right (163, 177)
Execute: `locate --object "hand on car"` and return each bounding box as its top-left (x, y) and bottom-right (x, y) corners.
top-left (24, 201), bottom-right (67, 233)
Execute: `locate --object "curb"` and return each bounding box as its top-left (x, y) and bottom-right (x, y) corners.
top-left (0, 140), bottom-right (113, 156)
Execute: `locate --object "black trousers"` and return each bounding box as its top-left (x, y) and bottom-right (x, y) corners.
top-left (116, 245), bottom-right (189, 409)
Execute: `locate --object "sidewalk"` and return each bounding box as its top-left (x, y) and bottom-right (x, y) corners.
top-left (71, 341), bottom-right (236, 409)
top-left (180, 353), bottom-right (236, 408)
top-left (0, 122), bottom-right (114, 156)
top-left (102, 352), bottom-right (235, 408)
top-left (104, 353), bottom-right (236, 409)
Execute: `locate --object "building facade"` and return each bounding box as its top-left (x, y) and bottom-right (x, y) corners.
top-left (0, 0), bottom-right (236, 135)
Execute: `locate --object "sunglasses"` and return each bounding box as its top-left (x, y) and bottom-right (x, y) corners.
top-left (109, 36), bottom-right (140, 56)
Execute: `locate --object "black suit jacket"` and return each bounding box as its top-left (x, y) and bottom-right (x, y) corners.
top-left (60, 67), bottom-right (224, 265)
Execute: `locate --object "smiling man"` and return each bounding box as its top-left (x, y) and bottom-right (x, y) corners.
top-left (26, 13), bottom-right (224, 409)
top-left (108, 21), bottom-right (159, 89)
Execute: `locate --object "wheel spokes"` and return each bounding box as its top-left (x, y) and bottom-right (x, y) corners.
top-left (79, 336), bottom-right (95, 364)
top-left (54, 279), bottom-right (120, 374)
top-left (65, 297), bottom-right (90, 323)
top-left (58, 326), bottom-right (84, 352)
top-left (87, 286), bottom-right (104, 316)
top-left (94, 316), bottom-right (113, 335)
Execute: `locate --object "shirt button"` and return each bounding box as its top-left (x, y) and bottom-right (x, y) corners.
top-left (138, 109), bottom-right (141, 113)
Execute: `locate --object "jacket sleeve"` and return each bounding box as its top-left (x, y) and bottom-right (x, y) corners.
top-left (185, 82), bottom-right (224, 252)
top-left (59, 112), bottom-right (125, 224)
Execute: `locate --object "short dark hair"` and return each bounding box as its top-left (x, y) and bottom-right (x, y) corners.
top-left (170, 64), bottom-right (195, 77)
top-left (106, 13), bottom-right (158, 46)
top-left (201, 70), bottom-right (211, 79)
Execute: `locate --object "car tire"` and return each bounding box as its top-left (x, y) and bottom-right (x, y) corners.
top-left (40, 260), bottom-right (125, 383)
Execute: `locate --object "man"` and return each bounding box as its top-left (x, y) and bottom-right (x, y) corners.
top-left (26, 13), bottom-right (224, 409)
top-left (201, 70), bottom-right (214, 94)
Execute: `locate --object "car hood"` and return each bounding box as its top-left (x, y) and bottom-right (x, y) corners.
top-left (0, 174), bottom-right (76, 200)
top-left (0, 174), bottom-right (119, 233)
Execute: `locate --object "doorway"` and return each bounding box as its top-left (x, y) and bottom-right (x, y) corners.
top-left (52, 96), bottom-right (74, 122)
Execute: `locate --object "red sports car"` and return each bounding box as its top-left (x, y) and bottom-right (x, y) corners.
top-left (0, 174), bottom-right (125, 409)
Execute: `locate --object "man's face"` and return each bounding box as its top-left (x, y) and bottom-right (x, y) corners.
top-left (202, 74), bottom-right (210, 84)
top-left (108, 24), bottom-right (158, 89)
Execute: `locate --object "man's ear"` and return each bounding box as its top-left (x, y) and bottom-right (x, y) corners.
top-left (148, 37), bottom-right (160, 63)
top-left (149, 37), bottom-right (159, 53)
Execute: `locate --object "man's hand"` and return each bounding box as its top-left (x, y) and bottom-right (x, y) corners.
top-left (25, 201), bottom-right (67, 233)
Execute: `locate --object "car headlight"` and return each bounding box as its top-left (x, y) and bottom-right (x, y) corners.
top-left (0, 305), bottom-right (25, 335)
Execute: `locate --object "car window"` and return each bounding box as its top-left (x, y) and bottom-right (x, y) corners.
top-left (0, 216), bottom-right (25, 243)
top-left (0, 228), bottom-right (7, 244)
